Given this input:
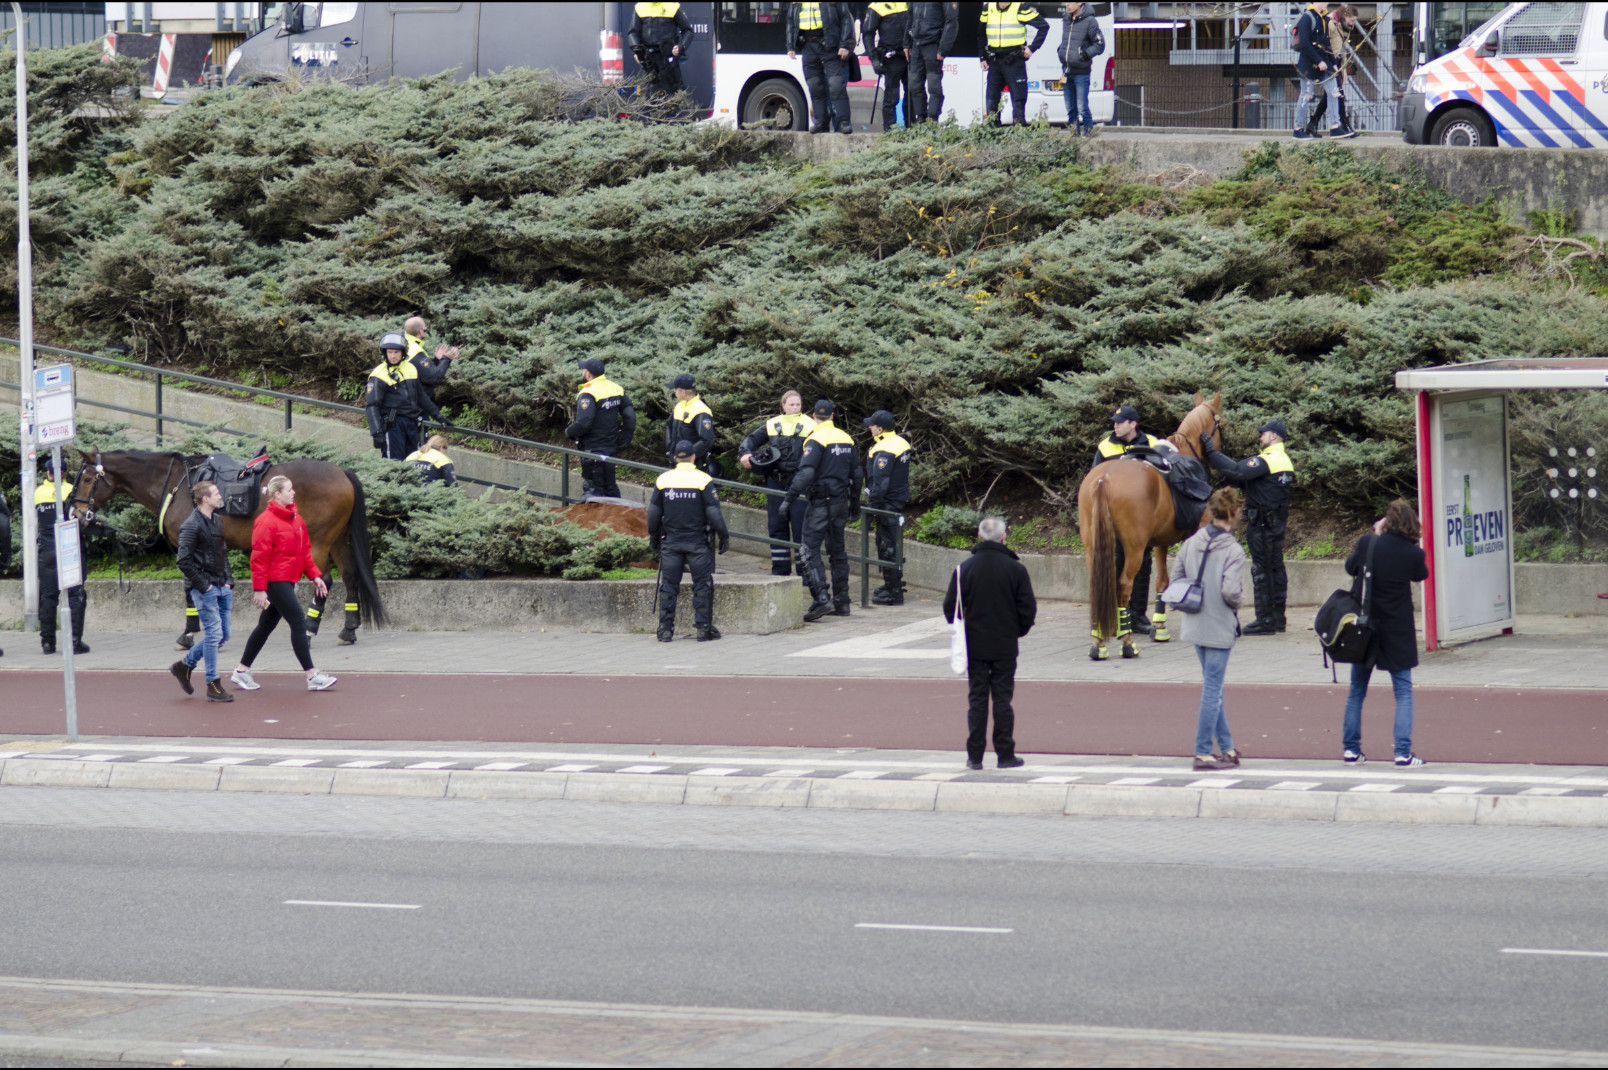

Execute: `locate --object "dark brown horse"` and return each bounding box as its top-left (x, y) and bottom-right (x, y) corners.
top-left (1079, 392), bottom-right (1221, 661)
top-left (71, 449), bottom-right (388, 644)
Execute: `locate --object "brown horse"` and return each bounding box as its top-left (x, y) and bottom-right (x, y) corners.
top-left (1079, 392), bottom-right (1221, 661)
top-left (71, 448), bottom-right (388, 644)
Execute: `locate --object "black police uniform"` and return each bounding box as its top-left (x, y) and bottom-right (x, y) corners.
top-left (34, 480), bottom-right (88, 654)
top-left (907, 2), bottom-right (959, 123)
top-left (739, 411), bottom-right (816, 575)
top-left (864, 2), bottom-right (912, 131)
top-left (786, 415), bottom-right (863, 618)
top-left (1092, 424), bottom-right (1163, 635)
top-left (648, 458), bottom-right (730, 640)
top-left (565, 373), bottom-right (637, 499)
top-left (1205, 435), bottom-right (1296, 633)
top-left (365, 356), bottom-right (441, 461)
top-left (981, 3), bottom-right (1049, 127)
top-left (865, 428), bottom-right (913, 602)
top-left (405, 333), bottom-right (453, 406)
top-left (665, 393), bottom-right (716, 470)
top-left (627, 1), bottom-right (695, 94)
top-left (787, 2), bottom-right (855, 134)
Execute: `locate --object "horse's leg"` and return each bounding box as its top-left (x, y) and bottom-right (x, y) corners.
top-left (1150, 545), bottom-right (1172, 642)
top-left (303, 544), bottom-right (333, 640)
top-left (331, 538), bottom-right (361, 645)
top-left (1117, 534), bottom-right (1143, 658)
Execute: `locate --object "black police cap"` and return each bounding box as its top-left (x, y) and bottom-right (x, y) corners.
top-left (668, 373), bottom-right (696, 391)
top-left (1257, 419), bottom-right (1288, 437)
top-left (863, 409), bottom-right (896, 430)
top-left (673, 439), bottom-right (698, 458)
top-left (1111, 405), bottom-right (1139, 423)
top-left (579, 358), bottom-right (605, 376)
top-left (813, 399), bottom-right (834, 418)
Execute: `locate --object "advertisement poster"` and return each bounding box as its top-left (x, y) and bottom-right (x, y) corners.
top-left (1437, 394), bottom-right (1514, 636)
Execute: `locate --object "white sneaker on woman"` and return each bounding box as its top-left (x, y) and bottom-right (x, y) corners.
top-left (306, 672), bottom-right (338, 692)
top-left (229, 669), bottom-right (261, 691)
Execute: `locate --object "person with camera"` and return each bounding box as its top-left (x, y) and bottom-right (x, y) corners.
top-left (739, 389), bottom-right (816, 576)
top-left (864, 2), bottom-right (912, 132)
top-left (1058, 1), bottom-right (1105, 136)
top-left (1169, 487), bottom-right (1247, 771)
top-left (628, 1), bottom-right (695, 95)
top-left (980, 2), bottom-right (1048, 128)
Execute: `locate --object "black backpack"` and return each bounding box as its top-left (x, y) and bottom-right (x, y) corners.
top-left (1314, 536), bottom-right (1376, 679)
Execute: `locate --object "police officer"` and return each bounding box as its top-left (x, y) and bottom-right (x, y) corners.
top-left (628, 1), bottom-right (695, 95)
top-left (649, 440), bottom-right (730, 643)
top-left (907, 2), bottom-right (959, 124)
top-left (980, 2), bottom-right (1049, 128)
top-left (738, 389), bottom-right (816, 576)
top-left (785, 399), bottom-right (862, 622)
top-left (787, 2), bottom-right (855, 134)
top-left (863, 409), bottom-right (913, 605)
top-left (402, 315), bottom-right (459, 406)
top-left (365, 331), bottom-right (441, 460)
top-left (665, 373), bottom-right (716, 472)
top-left (864, 2), bottom-right (911, 132)
top-left (1203, 418), bottom-right (1296, 634)
top-left (566, 358), bottom-right (637, 499)
top-left (404, 435), bottom-right (458, 487)
top-left (1093, 405), bottom-right (1162, 636)
top-left (34, 457), bottom-right (88, 656)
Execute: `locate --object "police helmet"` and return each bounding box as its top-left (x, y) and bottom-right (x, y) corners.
top-left (749, 445), bottom-right (784, 475)
top-left (378, 331), bottom-right (407, 356)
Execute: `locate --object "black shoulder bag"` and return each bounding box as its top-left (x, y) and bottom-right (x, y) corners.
top-left (1315, 535), bottom-right (1378, 680)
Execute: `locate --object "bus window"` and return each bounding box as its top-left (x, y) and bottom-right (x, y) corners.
top-left (719, 2), bottom-right (789, 53)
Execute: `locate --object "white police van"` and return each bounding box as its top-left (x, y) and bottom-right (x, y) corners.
top-left (1400, 1), bottom-right (1608, 147)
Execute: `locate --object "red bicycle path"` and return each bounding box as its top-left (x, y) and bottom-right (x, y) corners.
top-left (2, 671), bottom-right (1603, 765)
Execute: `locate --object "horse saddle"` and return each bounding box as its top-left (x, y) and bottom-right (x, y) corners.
top-left (192, 447), bottom-right (271, 517)
top-left (1165, 455), bottom-right (1212, 533)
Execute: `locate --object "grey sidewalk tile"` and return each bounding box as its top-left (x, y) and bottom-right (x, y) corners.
top-left (683, 776), bottom-right (813, 808)
top-left (446, 770), bottom-right (569, 800)
top-left (330, 768), bottom-right (450, 798)
top-left (218, 764), bottom-right (333, 794)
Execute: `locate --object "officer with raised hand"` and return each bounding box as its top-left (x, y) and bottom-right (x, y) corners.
top-left (365, 331), bottom-right (441, 461)
top-left (1203, 418), bottom-right (1296, 635)
top-left (665, 373), bottom-right (717, 473)
top-left (402, 315), bottom-right (459, 406)
top-left (649, 440), bottom-right (730, 643)
top-left (864, 2), bottom-right (912, 132)
top-left (739, 389), bottom-right (816, 576)
top-left (566, 358), bottom-right (637, 500)
top-left (980, 1), bottom-right (1049, 128)
top-left (34, 456), bottom-right (88, 656)
top-left (628, 1), bottom-right (695, 95)
top-left (863, 409), bottom-right (913, 605)
top-left (1093, 405), bottom-right (1162, 636)
top-left (785, 399), bottom-right (862, 622)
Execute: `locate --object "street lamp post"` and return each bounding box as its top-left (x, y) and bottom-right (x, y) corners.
top-left (11, 2), bottom-right (38, 630)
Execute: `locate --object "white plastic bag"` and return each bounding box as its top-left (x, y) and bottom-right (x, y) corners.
top-left (949, 564), bottom-right (968, 675)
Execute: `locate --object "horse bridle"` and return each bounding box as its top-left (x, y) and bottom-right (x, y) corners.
top-left (68, 449), bottom-right (113, 521)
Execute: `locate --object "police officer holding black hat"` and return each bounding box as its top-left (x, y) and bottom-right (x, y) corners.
top-left (566, 358), bottom-right (636, 499)
top-left (785, 399), bottom-right (862, 622)
top-left (649, 440), bottom-right (730, 643)
top-left (739, 389), bottom-right (816, 576)
top-left (1202, 418), bottom-right (1296, 634)
top-left (863, 409), bottom-right (913, 605)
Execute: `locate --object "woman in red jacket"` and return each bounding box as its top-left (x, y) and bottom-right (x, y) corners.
top-left (230, 475), bottom-right (338, 692)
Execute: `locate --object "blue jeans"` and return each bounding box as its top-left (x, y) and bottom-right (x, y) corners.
top-left (1342, 663), bottom-right (1414, 759)
top-left (1296, 66), bottom-right (1341, 131)
top-left (182, 585), bottom-right (233, 682)
top-left (1062, 73), bottom-right (1092, 134)
top-left (1193, 645), bottom-right (1234, 757)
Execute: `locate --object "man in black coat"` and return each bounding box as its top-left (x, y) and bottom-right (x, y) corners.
top-left (943, 516), bottom-right (1037, 770)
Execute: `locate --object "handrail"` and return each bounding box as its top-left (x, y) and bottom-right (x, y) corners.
top-left (1, 339), bottom-right (907, 605)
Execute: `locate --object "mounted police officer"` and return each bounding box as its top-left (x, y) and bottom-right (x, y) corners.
top-left (628, 1), bottom-right (695, 95)
top-left (907, 2), bottom-right (959, 124)
top-left (785, 399), bottom-right (862, 622)
top-left (34, 456), bottom-right (89, 656)
top-left (649, 441), bottom-right (730, 643)
top-left (980, 2), bottom-right (1049, 127)
top-left (1203, 418), bottom-right (1296, 634)
top-left (786, 1), bottom-right (855, 134)
top-left (1092, 405), bottom-right (1162, 637)
top-left (566, 358), bottom-right (637, 499)
top-left (863, 409), bottom-right (913, 605)
top-left (739, 389), bottom-right (816, 576)
top-left (864, 2), bottom-right (912, 132)
top-left (665, 373), bottom-right (716, 473)
top-left (365, 331), bottom-right (441, 461)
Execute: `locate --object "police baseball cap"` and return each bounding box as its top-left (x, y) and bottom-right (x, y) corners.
top-left (578, 358), bottom-right (605, 376)
top-left (863, 409), bottom-right (896, 430)
top-left (1257, 419), bottom-right (1288, 437)
top-left (813, 399), bottom-right (834, 418)
top-left (1111, 405), bottom-right (1139, 423)
top-left (668, 373), bottom-right (697, 390)
top-left (673, 439), bottom-right (697, 458)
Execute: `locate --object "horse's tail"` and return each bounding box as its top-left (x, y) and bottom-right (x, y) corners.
top-left (1088, 476), bottom-right (1119, 640)
top-left (343, 468), bottom-right (389, 628)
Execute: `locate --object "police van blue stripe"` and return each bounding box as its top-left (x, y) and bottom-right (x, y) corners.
top-left (1552, 91), bottom-right (1608, 143)
top-left (1476, 88), bottom-right (1559, 147)
top-left (1519, 89), bottom-right (1593, 148)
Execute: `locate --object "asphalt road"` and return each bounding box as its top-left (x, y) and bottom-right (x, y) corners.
top-left (6, 790), bottom-right (1608, 1053)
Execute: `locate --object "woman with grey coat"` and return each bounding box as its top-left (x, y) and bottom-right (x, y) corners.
top-left (1169, 487), bottom-right (1247, 770)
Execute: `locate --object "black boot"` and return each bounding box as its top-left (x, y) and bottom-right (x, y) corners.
top-left (1273, 607), bottom-right (1287, 633)
top-left (696, 625), bottom-right (722, 642)
top-left (656, 624), bottom-right (674, 642)
top-left (1242, 616), bottom-right (1278, 636)
top-left (872, 586), bottom-right (904, 606)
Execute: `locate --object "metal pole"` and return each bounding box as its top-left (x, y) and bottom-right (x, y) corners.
top-left (52, 445), bottom-right (77, 742)
top-left (860, 512), bottom-right (870, 607)
top-left (13, 1), bottom-right (39, 631)
top-left (1232, 32), bottom-right (1241, 129)
top-left (560, 454), bottom-right (570, 504)
top-left (284, 396), bottom-right (293, 430)
top-left (154, 371), bottom-right (163, 442)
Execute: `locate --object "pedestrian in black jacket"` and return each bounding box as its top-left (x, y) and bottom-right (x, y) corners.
top-left (786, 2), bottom-right (855, 134)
top-left (943, 517), bottom-right (1037, 770)
top-left (1058, 1), bottom-right (1104, 135)
top-left (1341, 499), bottom-right (1429, 767)
top-left (171, 481), bottom-right (235, 702)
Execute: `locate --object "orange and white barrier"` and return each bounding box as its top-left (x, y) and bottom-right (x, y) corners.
top-left (151, 33), bottom-right (177, 96)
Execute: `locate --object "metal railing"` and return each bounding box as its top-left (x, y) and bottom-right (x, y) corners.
top-left (1, 338), bottom-right (905, 607)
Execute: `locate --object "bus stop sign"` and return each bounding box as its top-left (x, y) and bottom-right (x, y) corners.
top-left (34, 364), bottom-right (76, 447)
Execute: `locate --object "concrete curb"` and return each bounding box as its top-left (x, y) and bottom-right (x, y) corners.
top-left (7, 757), bottom-right (1608, 828)
top-left (0, 1033), bottom-right (557, 1068)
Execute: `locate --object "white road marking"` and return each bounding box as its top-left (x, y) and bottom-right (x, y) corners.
top-left (136, 756), bottom-right (189, 764)
top-left (1519, 787), bottom-right (1573, 796)
top-left (838, 770), bottom-right (887, 780)
top-left (270, 758), bottom-right (321, 767)
top-left (856, 923), bottom-right (1013, 934)
top-left (76, 754), bottom-right (122, 762)
top-left (283, 900), bottom-right (421, 911)
top-left (546, 764), bottom-right (595, 773)
top-left (762, 769), bottom-right (810, 778)
top-left (1434, 785), bottom-right (1484, 794)
top-left (914, 772), bottom-right (964, 781)
top-left (1110, 777), bottom-right (1161, 786)
top-left (1031, 775), bottom-right (1081, 784)
top-left (689, 768), bottom-right (741, 777)
top-left (618, 765), bottom-right (670, 774)
top-left (407, 761), bottom-right (457, 769)
top-left (473, 761), bottom-right (527, 771)
top-left (788, 617), bottom-right (951, 660)
top-left (1269, 781), bottom-right (1321, 791)
top-left (338, 760), bottom-right (388, 768)
top-left (0, 752), bottom-right (25, 760)
top-left (1188, 778), bottom-right (1240, 789)
top-left (1349, 783), bottom-right (1402, 793)
top-left (1501, 948), bottom-right (1608, 959)
top-left (204, 757), bottom-right (252, 766)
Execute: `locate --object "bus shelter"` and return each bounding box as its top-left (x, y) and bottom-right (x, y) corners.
top-left (1396, 358), bottom-right (1608, 651)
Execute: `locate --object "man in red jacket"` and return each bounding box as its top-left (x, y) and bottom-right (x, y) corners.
top-left (230, 476), bottom-right (338, 692)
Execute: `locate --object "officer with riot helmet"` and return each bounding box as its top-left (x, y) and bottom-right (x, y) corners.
top-left (863, 409), bottom-right (913, 605)
top-left (785, 399), bottom-right (863, 622)
top-left (665, 373), bottom-right (717, 473)
top-left (980, 2), bottom-right (1049, 127)
top-left (649, 440), bottom-right (730, 643)
top-left (628, 1), bottom-right (695, 95)
top-left (1203, 418), bottom-right (1296, 634)
top-left (365, 331), bottom-right (441, 460)
top-left (1093, 405), bottom-right (1163, 636)
top-left (739, 388), bottom-right (816, 576)
top-left (864, 2), bottom-right (912, 132)
top-left (34, 456), bottom-right (89, 656)
top-left (566, 358), bottom-right (637, 499)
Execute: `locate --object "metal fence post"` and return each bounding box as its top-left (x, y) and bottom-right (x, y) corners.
top-left (860, 512), bottom-right (870, 607)
top-left (284, 396), bottom-right (293, 431)
top-left (560, 454), bottom-right (571, 504)
top-left (154, 372), bottom-right (163, 444)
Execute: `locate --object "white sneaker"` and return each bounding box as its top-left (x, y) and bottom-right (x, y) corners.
top-left (230, 669), bottom-right (261, 691)
top-left (306, 672), bottom-right (337, 692)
